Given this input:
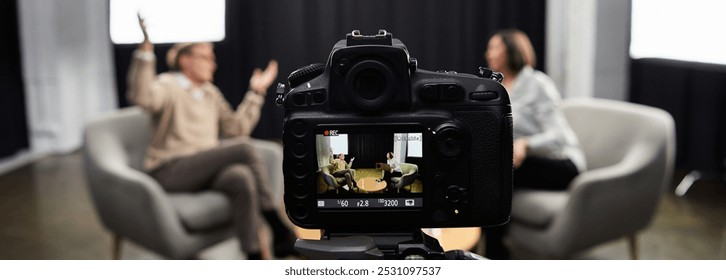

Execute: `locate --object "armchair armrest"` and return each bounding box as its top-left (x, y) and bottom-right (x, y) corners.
top-left (84, 154), bottom-right (186, 251)
top-left (551, 144), bottom-right (663, 247)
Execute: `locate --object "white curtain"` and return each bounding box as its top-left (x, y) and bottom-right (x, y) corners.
top-left (18, 0), bottom-right (117, 154)
top-left (393, 133), bottom-right (407, 164)
top-left (316, 135), bottom-right (331, 168)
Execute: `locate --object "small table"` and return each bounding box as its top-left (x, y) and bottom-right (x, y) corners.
top-left (421, 227), bottom-right (481, 252)
top-left (358, 176), bottom-right (387, 192)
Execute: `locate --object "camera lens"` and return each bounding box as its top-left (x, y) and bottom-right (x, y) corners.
top-left (344, 60), bottom-right (394, 111)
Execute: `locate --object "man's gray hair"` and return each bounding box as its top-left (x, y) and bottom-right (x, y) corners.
top-left (166, 42), bottom-right (213, 71)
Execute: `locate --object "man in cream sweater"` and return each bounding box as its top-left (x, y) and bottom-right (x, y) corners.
top-left (127, 15), bottom-right (294, 259)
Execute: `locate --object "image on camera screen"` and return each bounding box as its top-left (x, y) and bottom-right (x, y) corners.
top-left (314, 128), bottom-right (424, 209)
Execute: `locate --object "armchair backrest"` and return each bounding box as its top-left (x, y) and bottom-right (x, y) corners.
top-left (84, 107), bottom-right (151, 173)
top-left (396, 163), bottom-right (419, 188)
top-left (562, 99), bottom-right (675, 186)
top-left (399, 163), bottom-right (418, 176)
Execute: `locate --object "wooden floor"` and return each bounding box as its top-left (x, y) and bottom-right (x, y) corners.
top-left (1, 152), bottom-right (725, 259)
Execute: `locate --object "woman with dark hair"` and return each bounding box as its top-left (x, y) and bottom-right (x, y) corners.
top-left (482, 29), bottom-right (586, 259)
top-left (379, 152), bottom-right (403, 189)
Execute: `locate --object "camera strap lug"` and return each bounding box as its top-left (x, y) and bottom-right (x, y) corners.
top-left (478, 66), bottom-right (504, 83)
top-left (275, 83), bottom-right (286, 107)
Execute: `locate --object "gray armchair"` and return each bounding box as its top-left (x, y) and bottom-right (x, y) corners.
top-left (319, 164), bottom-right (353, 193)
top-left (507, 98), bottom-right (675, 259)
top-left (390, 163), bottom-right (418, 192)
top-left (83, 107), bottom-right (283, 259)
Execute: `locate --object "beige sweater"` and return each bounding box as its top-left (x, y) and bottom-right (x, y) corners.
top-left (329, 155), bottom-right (353, 172)
top-left (127, 50), bottom-right (265, 170)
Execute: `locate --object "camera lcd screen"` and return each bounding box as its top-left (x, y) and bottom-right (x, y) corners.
top-left (315, 127), bottom-right (424, 210)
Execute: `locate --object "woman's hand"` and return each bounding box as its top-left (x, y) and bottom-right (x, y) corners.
top-left (513, 138), bottom-right (528, 169)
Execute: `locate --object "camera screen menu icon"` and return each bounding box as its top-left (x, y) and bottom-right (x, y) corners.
top-left (405, 199), bottom-right (415, 206)
top-left (317, 200), bottom-right (325, 207)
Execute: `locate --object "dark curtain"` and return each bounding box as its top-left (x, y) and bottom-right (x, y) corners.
top-left (630, 58), bottom-right (726, 174)
top-left (112, 0), bottom-right (546, 139)
top-left (347, 133), bottom-right (394, 168)
top-left (0, 0), bottom-right (30, 158)
top-left (405, 156), bottom-right (425, 176)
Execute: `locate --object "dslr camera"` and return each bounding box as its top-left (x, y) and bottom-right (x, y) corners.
top-left (280, 30), bottom-right (512, 232)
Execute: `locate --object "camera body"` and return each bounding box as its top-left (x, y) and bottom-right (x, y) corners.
top-left (281, 30), bottom-right (512, 231)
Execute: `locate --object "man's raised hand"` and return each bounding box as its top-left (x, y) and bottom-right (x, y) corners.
top-left (137, 12), bottom-right (152, 52)
top-left (249, 60), bottom-right (279, 96)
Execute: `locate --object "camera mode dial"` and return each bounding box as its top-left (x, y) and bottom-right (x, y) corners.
top-left (288, 63), bottom-right (326, 88)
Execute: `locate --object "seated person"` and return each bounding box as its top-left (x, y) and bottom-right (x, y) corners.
top-left (128, 15), bottom-right (295, 259)
top-left (329, 147), bottom-right (356, 190)
top-left (378, 152), bottom-right (403, 188)
top-left (481, 28), bottom-right (586, 259)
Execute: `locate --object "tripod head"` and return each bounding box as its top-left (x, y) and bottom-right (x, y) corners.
top-left (294, 228), bottom-right (484, 260)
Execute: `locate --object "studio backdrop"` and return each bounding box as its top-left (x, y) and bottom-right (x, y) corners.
top-left (113, 0), bottom-right (546, 139)
top-left (0, 0), bottom-right (29, 158)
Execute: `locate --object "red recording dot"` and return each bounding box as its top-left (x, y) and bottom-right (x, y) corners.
top-left (324, 130), bottom-right (329, 136)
